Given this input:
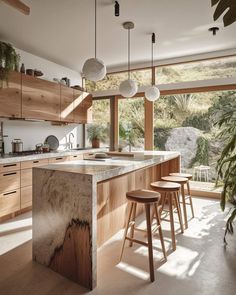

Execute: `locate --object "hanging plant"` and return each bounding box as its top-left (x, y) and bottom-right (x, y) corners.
top-left (211, 0), bottom-right (236, 27)
top-left (0, 41), bottom-right (20, 84)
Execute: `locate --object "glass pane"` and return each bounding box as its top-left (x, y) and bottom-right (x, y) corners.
top-left (85, 99), bottom-right (110, 148)
top-left (155, 56), bottom-right (236, 84)
top-left (118, 97), bottom-right (144, 151)
top-left (85, 69), bottom-right (152, 92)
top-left (153, 90), bottom-right (236, 185)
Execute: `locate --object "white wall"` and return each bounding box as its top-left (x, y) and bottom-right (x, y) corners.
top-left (0, 49), bottom-right (84, 154)
top-left (1, 119), bottom-right (83, 154)
top-left (16, 48), bottom-right (82, 86)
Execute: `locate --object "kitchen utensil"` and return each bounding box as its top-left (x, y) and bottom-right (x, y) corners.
top-left (42, 143), bottom-right (50, 153)
top-left (12, 139), bottom-right (23, 153)
top-left (44, 135), bottom-right (59, 151)
top-left (35, 143), bottom-right (43, 153)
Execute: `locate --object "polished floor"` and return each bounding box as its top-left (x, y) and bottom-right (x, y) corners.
top-left (0, 197), bottom-right (235, 295)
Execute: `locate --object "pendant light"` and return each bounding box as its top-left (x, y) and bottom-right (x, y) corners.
top-left (145, 33), bottom-right (160, 102)
top-left (82, 0), bottom-right (106, 82)
top-left (119, 22), bottom-right (138, 98)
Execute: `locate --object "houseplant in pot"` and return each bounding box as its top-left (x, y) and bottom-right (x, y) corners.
top-left (87, 124), bottom-right (107, 148)
top-left (0, 41), bottom-right (20, 85)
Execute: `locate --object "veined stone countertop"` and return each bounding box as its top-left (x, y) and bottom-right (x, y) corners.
top-left (35, 151), bottom-right (180, 182)
top-left (0, 148), bottom-right (107, 164)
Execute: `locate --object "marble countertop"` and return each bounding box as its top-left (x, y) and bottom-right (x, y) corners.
top-left (35, 151), bottom-right (180, 182)
top-left (0, 148), bottom-right (107, 164)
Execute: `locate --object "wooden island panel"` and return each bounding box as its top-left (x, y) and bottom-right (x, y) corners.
top-left (97, 157), bottom-right (179, 247)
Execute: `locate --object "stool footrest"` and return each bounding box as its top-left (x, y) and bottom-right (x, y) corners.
top-left (125, 237), bottom-right (149, 247)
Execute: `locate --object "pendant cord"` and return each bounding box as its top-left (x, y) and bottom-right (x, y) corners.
top-left (151, 33), bottom-right (155, 86)
top-left (128, 28), bottom-right (130, 80)
top-left (95, 0), bottom-right (97, 58)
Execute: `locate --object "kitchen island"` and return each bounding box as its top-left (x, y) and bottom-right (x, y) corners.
top-left (32, 151), bottom-right (180, 289)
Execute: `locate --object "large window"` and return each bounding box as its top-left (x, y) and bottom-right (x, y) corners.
top-left (118, 97), bottom-right (145, 151)
top-left (155, 56), bottom-right (236, 84)
top-left (153, 90), bottom-right (236, 182)
top-left (85, 98), bottom-right (110, 148)
top-left (85, 69), bottom-right (152, 92)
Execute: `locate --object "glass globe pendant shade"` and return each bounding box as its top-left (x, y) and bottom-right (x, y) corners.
top-left (119, 79), bottom-right (138, 98)
top-left (145, 85), bottom-right (160, 102)
top-left (82, 58), bottom-right (106, 82)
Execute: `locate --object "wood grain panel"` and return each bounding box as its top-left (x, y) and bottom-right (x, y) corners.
top-left (20, 158), bottom-right (49, 169)
top-left (97, 157), bottom-right (180, 246)
top-left (73, 90), bottom-right (92, 124)
top-left (0, 189), bottom-right (20, 217)
top-left (0, 162), bottom-right (20, 173)
top-left (49, 220), bottom-right (92, 289)
top-left (0, 71), bottom-right (22, 118)
top-left (21, 168), bottom-right (32, 187)
top-left (0, 170), bottom-right (20, 193)
top-left (60, 85), bottom-right (74, 122)
top-left (21, 186), bottom-right (32, 209)
top-left (22, 74), bottom-right (60, 121)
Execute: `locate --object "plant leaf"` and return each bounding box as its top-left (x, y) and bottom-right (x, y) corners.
top-left (212, 0), bottom-right (236, 27)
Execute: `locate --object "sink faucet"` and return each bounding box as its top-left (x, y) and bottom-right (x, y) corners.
top-left (68, 132), bottom-right (75, 150)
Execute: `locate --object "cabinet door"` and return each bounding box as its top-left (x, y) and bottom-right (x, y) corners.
top-left (73, 90), bottom-right (92, 124)
top-left (0, 189), bottom-right (20, 217)
top-left (22, 74), bottom-right (60, 121)
top-left (60, 85), bottom-right (74, 122)
top-left (0, 71), bottom-right (21, 118)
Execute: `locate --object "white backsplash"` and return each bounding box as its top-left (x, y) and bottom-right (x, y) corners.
top-left (1, 119), bottom-right (83, 154)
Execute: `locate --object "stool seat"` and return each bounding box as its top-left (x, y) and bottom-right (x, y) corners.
top-left (162, 176), bottom-right (188, 184)
top-left (126, 189), bottom-right (160, 203)
top-left (169, 173), bottom-right (193, 180)
top-left (151, 181), bottom-right (180, 191)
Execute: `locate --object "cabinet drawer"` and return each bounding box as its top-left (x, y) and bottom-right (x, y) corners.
top-left (0, 171), bottom-right (20, 193)
top-left (21, 186), bottom-right (32, 209)
top-left (0, 162), bottom-right (20, 173)
top-left (48, 156), bottom-right (70, 163)
top-left (70, 154), bottom-right (83, 161)
top-left (21, 158), bottom-right (49, 169)
top-left (0, 189), bottom-right (20, 217)
top-left (21, 168), bottom-right (32, 187)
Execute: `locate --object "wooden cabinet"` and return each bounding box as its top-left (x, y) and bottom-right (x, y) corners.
top-left (20, 158), bottom-right (49, 169)
top-left (73, 90), bottom-right (92, 124)
top-left (60, 85), bottom-right (74, 122)
top-left (0, 190), bottom-right (20, 218)
top-left (21, 186), bottom-right (32, 209)
top-left (70, 154), bottom-right (83, 161)
top-left (0, 162), bottom-right (20, 173)
top-left (22, 74), bottom-right (60, 121)
top-left (0, 171), bottom-right (20, 192)
top-left (48, 156), bottom-right (70, 163)
top-left (0, 71), bottom-right (21, 118)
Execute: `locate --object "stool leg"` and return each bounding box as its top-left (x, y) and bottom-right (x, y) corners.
top-left (145, 204), bottom-right (155, 282)
top-left (174, 192), bottom-right (184, 234)
top-left (120, 202), bottom-right (134, 262)
top-left (181, 184), bottom-right (188, 229)
top-left (187, 181), bottom-right (194, 218)
top-left (129, 202), bottom-right (137, 247)
top-left (154, 203), bottom-right (167, 260)
top-left (168, 193), bottom-right (176, 251)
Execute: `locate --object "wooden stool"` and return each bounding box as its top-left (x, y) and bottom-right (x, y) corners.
top-left (169, 173), bottom-right (194, 219)
top-left (120, 189), bottom-right (166, 282)
top-left (150, 181), bottom-right (184, 251)
top-left (161, 176), bottom-right (189, 229)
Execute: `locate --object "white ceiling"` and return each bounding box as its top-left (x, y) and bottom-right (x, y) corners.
top-left (0, 0), bottom-right (236, 73)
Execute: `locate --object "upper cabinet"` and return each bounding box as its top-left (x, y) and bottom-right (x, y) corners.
top-left (0, 71), bottom-right (22, 118)
top-left (22, 74), bottom-right (61, 121)
top-left (0, 72), bottom-right (92, 124)
top-left (60, 85), bottom-right (74, 123)
top-left (73, 90), bottom-right (92, 124)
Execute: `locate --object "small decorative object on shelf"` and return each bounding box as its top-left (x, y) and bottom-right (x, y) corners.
top-left (26, 69), bottom-right (34, 76)
top-left (34, 69), bottom-right (43, 77)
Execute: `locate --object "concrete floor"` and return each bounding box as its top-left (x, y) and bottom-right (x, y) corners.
top-left (0, 197), bottom-right (235, 295)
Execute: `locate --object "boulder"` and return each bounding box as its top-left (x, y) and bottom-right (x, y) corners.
top-left (165, 127), bottom-right (202, 168)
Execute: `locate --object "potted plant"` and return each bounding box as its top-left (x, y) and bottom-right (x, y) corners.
top-left (213, 97), bottom-right (236, 242)
top-left (87, 124), bottom-right (107, 148)
top-left (0, 41), bottom-right (20, 85)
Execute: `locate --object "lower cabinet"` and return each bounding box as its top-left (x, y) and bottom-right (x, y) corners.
top-left (21, 186), bottom-right (32, 210)
top-left (0, 190), bottom-right (20, 217)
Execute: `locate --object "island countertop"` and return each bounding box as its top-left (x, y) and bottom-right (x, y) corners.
top-left (32, 151), bottom-right (180, 290)
top-left (34, 151), bottom-right (180, 182)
